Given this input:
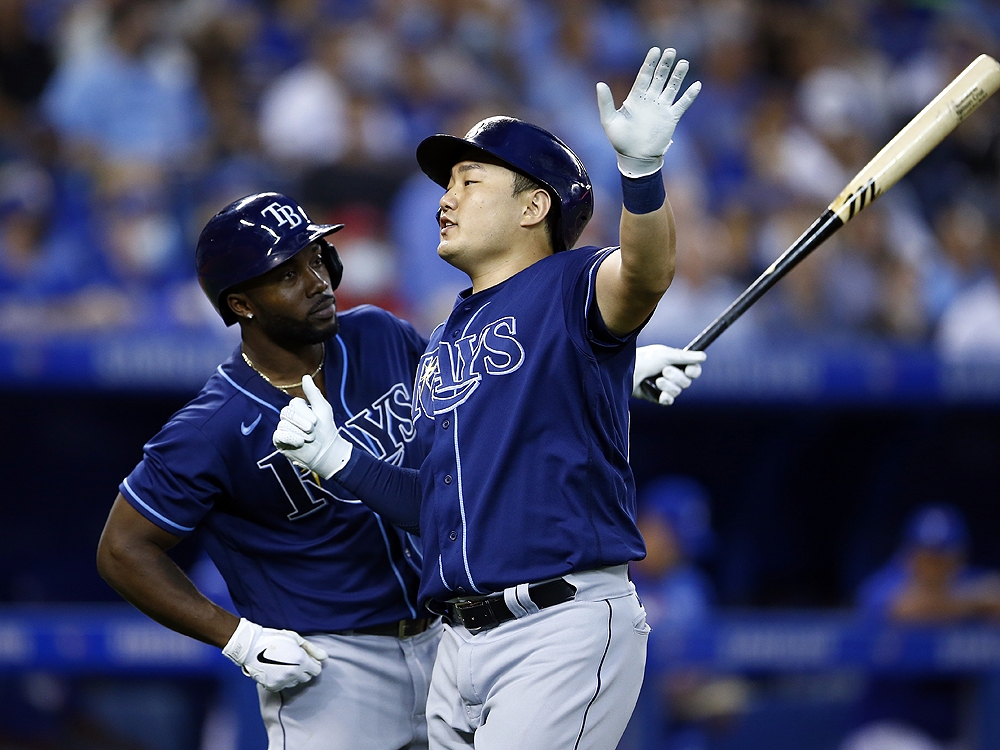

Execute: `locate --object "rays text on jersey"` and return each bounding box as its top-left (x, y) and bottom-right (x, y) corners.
top-left (415, 316), bottom-right (525, 417)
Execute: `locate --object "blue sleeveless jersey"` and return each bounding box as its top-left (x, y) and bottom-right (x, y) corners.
top-left (411, 246), bottom-right (646, 603)
top-left (120, 305), bottom-right (428, 633)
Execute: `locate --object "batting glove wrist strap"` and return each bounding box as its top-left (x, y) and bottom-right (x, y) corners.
top-left (272, 374), bottom-right (353, 479)
top-left (222, 618), bottom-right (327, 692)
top-left (617, 153), bottom-right (666, 179)
top-left (222, 617), bottom-right (259, 665)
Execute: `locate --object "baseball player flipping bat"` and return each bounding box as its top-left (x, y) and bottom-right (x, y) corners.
top-left (641, 53), bottom-right (1000, 400)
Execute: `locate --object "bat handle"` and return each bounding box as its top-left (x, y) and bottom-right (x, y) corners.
top-left (635, 313), bottom-right (718, 401)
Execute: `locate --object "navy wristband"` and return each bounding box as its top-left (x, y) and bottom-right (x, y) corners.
top-left (621, 171), bottom-right (665, 214)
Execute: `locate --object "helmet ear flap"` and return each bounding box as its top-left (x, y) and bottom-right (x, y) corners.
top-left (321, 238), bottom-right (344, 290)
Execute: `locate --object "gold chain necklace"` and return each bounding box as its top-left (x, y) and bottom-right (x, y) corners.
top-left (241, 344), bottom-right (324, 391)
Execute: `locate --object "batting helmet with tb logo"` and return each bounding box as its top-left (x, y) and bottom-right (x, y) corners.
top-left (196, 193), bottom-right (345, 325)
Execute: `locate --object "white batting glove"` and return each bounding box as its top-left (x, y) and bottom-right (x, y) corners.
top-left (272, 374), bottom-right (353, 479)
top-left (633, 344), bottom-right (706, 405)
top-left (222, 618), bottom-right (328, 692)
top-left (597, 47), bottom-right (701, 177)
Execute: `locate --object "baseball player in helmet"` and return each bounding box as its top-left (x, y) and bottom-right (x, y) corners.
top-left (274, 48), bottom-right (703, 749)
top-left (97, 192), bottom-right (441, 750)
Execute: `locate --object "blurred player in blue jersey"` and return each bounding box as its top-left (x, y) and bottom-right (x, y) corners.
top-left (273, 48), bottom-right (704, 750)
top-left (96, 192), bottom-right (440, 750)
top-left (843, 504), bottom-right (1000, 750)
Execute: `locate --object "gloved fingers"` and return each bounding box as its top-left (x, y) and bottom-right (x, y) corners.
top-left (300, 640), bottom-right (328, 661)
top-left (650, 48), bottom-right (677, 96)
top-left (596, 81), bottom-right (618, 127)
top-left (655, 375), bottom-right (683, 398)
top-left (661, 349), bottom-right (706, 367)
top-left (273, 423), bottom-right (311, 450)
top-left (658, 366), bottom-right (692, 389)
top-left (658, 390), bottom-right (676, 406)
top-left (671, 80), bottom-right (702, 116)
top-left (301, 375), bottom-right (333, 421)
top-left (659, 55), bottom-right (688, 104)
top-left (627, 47), bottom-right (661, 100)
top-left (302, 656), bottom-right (323, 678)
top-left (684, 363), bottom-right (703, 380)
top-left (287, 630), bottom-right (328, 660)
top-left (264, 671), bottom-right (313, 692)
top-left (279, 398), bottom-right (317, 433)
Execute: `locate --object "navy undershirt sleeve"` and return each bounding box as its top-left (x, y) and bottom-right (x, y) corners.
top-left (336, 449), bottom-right (422, 534)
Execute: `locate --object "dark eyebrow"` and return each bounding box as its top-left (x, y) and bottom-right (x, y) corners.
top-left (457, 162), bottom-right (486, 174)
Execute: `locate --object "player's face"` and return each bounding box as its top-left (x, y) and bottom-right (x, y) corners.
top-left (243, 243), bottom-right (338, 345)
top-left (908, 548), bottom-right (963, 588)
top-left (436, 160), bottom-right (526, 272)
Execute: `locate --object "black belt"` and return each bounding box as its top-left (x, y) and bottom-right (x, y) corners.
top-left (445, 578), bottom-right (577, 633)
top-left (334, 617), bottom-right (435, 638)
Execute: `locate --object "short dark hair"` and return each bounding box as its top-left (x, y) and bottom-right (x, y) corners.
top-left (511, 171), bottom-right (559, 248)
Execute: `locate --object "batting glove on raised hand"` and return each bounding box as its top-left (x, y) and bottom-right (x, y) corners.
top-left (633, 344), bottom-right (706, 405)
top-left (597, 47), bottom-right (701, 177)
top-left (222, 618), bottom-right (327, 692)
top-left (272, 374), bottom-right (353, 479)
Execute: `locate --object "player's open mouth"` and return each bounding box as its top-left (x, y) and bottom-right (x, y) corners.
top-left (439, 215), bottom-right (456, 232)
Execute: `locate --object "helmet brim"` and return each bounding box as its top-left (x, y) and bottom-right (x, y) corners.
top-left (416, 134), bottom-right (515, 190)
top-left (304, 222), bottom-right (346, 244)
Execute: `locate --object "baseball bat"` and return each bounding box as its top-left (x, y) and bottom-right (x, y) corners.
top-left (641, 53), bottom-right (1000, 399)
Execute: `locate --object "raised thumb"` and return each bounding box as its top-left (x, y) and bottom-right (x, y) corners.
top-left (300, 375), bottom-right (332, 420)
top-left (596, 82), bottom-right (617, 127)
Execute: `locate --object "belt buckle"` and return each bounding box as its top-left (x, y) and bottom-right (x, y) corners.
top-left (398, 619), bottom-right (423, 638)
top-left (454, 599), bottom-right (500, 633)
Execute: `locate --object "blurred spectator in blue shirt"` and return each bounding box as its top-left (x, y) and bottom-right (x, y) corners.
top-left (633, 476), bottom-right (717, 628)
top-left (842, 504), bottom-right (1000, 750)
top-left (623, 476), bottom-right (747, 750)
top-left (42, 0), bottom-right (207, 168)
top-left (935, 213), bottom-right (1000, 359)
top-left (39, 0), bottom-right (208, 308)
top-left (0, 157), bottom-right (135, 335)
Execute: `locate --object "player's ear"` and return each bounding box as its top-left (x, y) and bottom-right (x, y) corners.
top-left (520, 188), bottom-right (552, 230)
top-left (227, 293), bottom-right (255, 322)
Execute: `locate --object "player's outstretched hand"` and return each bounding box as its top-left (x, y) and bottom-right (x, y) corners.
top-left (223, 617), bottom-right (328, 692)
top-left (272, 374), bottom-right (353, 479)
top-left (633, 344), bottom-right (706, 405)
top-left (597, 47), bottom-right (701, 177)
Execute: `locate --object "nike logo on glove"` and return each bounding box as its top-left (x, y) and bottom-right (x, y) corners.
top-left (241, 414), bottom-right (262, 435)
top-left (256, 648), bottom-right (298, 666)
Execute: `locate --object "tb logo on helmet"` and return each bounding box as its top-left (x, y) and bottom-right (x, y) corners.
top-left (261, 201), bottom-right (305, 229)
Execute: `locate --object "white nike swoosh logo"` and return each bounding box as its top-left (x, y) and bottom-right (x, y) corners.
top-left (241, 413), bottom-right (262, 435)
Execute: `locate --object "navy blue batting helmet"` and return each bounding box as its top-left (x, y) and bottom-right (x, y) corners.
top-left (196, 192), bottom-right (344, 325)
top-left (416, 116), bottom-right (594, 252)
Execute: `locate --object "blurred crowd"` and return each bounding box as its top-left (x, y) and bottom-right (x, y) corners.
top-left (1, 0), bottom-right (1000, 356)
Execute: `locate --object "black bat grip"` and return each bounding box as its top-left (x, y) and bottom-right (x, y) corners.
top-left (637, 209), bottom-right (843, 401)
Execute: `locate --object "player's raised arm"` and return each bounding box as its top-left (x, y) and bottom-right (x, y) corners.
top-left (594, 47), bottom-right (700, 337)
top-left (273, 375), bottom-right (423, 532)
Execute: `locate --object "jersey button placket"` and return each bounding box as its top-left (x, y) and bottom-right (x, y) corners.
top-left (444, 474), bottom-right (453, 484)
top-left (449, 531), bottom-right (458, 541)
